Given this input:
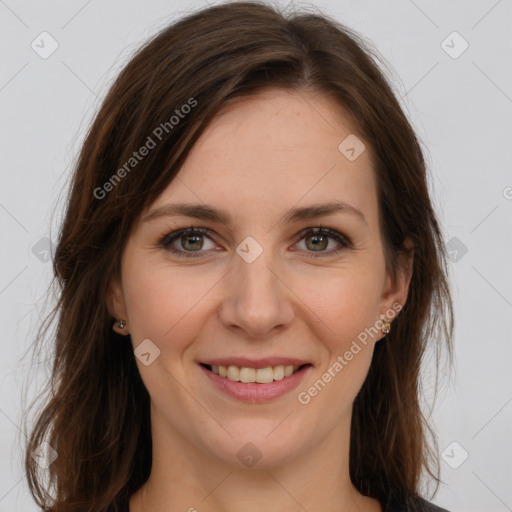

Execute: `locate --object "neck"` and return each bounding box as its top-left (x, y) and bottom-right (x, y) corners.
top-left (129, 408), bottom-right (382, 512)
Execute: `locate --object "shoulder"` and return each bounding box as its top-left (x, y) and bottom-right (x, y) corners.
top-left (411, 496), bottom-right (450, 512)
top-left (382, 493), bottom-right (451, 512)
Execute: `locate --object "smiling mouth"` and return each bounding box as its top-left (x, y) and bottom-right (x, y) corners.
top-left (200, 363), bottom-right (311, 384)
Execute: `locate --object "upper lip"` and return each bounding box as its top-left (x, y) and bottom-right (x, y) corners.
top-left (199, 357), bottom-right (312, 368)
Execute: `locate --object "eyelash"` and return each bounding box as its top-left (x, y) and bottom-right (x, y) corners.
top-left (158, 225), bottom-right (351, 259)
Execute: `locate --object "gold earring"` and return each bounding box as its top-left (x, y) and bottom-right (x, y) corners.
top-left (382, 322), bottom-right (391, 334)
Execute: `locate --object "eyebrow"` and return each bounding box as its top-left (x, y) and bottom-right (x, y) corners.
top-left (143, 200), bottom-right (368, 227)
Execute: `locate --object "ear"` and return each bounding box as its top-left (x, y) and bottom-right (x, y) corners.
top-left (377, 237), bottom-right (414, 339)
top-left (106, 277), bottom-right (130, 335)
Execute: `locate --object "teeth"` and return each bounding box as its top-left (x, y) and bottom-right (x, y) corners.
top-left (209, 364), bottom-right (302, 383)
top-left (284, 365), bottom-right (294, 377)
top-left (273, 365), bottom-right (284, 380)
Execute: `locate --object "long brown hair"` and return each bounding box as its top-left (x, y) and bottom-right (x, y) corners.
top-left (22, 1), bottom-right (454, 510)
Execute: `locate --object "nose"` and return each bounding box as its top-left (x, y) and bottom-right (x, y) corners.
top-left (217, 244), bottom-right (295, 339)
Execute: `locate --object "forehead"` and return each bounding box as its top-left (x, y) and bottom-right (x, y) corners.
top-left (194, 88), bottom-right (365, 161)
top-left (149, 88), bottom-right (379, 231)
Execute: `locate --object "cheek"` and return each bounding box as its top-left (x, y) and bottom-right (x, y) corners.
top-left (122, 257), bottom-right (217, 346)
top-left (297, 266), bottom-right (382, 345)
top-left (293, 267), bottom-right (381, 405)
top-left (298, 274), bottom-right (379, 412)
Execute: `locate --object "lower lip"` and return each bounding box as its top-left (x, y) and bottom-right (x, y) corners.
top-left (199, 364), bottom-right (312, 403)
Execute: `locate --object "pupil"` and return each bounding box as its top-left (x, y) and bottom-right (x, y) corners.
top-left (309, 234), bottom-right (326, 250)
top-left (183, 235), bottom-right (202, 250)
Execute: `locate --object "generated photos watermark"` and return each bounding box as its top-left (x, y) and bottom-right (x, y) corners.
top-left (94, 97), bottom-right (197, 200)
top-left (297, 302), bottom-right (402, 405)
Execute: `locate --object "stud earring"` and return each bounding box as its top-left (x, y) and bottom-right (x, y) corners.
top-left (382, 322), bottom-right (391, 334)
top-left (116, 319), bottom-right (126, 329)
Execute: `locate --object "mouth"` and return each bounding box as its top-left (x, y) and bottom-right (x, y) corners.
top-left (198, 361), bottom-right (313, 402)
top-left (199, 363), bottom-right (312, 384)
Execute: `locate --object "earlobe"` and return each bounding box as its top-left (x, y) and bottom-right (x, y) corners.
top-left (106, 279), bottom-right (130, 335)
top-left (112, 318), bottom-right (129, 335)
top-left (378, 238), bottom-right (414, 336)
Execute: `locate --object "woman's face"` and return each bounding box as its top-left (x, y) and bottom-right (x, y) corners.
top-left (108, 88), bottom-right (412, 469)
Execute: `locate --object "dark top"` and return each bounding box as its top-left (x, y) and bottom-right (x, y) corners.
top-left (382, 493), bottom-right (450, 512)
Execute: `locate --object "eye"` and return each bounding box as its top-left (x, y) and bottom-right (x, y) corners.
top-left (158, 225), bottom-right (351, 258)
top-left (293, 226), bottom-right (351, 258)
top-left (159, 226), bottom-right (217, 258)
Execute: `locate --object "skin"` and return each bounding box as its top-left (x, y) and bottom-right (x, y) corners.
top-left (107, 88), bottom-right (413, 512)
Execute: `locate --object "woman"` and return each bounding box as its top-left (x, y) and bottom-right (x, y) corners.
top-left (24, 2), bottom-right (454, 511)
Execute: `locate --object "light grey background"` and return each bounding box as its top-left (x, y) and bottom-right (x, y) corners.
top-left (1, 0), bottom-right (511, 511)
